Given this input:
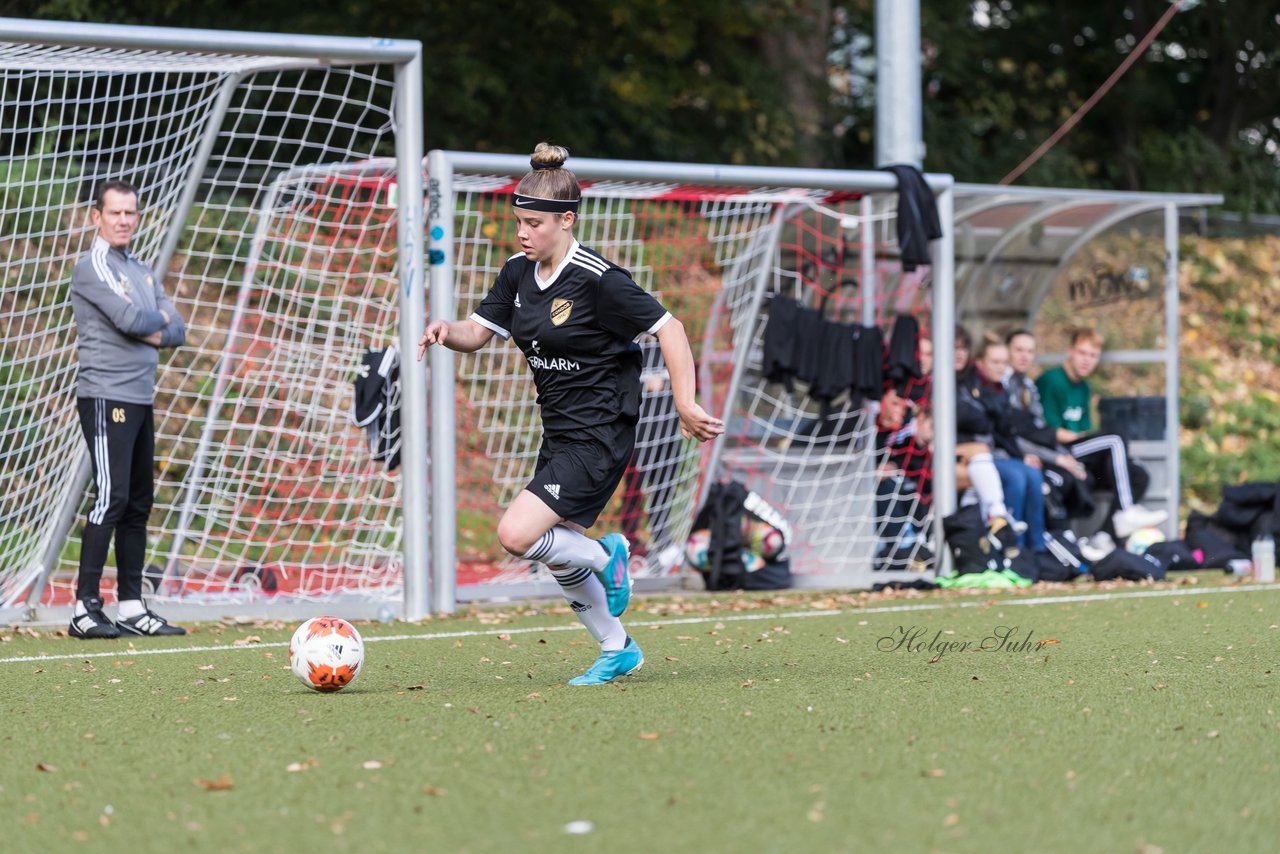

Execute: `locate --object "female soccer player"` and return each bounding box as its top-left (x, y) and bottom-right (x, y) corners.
top-left (417, 143), bottom-right (724, 684)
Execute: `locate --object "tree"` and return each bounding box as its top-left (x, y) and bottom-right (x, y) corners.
top-left (12, 0), bottom-right (832, 166)
top-left (830, 0), bottom-right (1280, 212)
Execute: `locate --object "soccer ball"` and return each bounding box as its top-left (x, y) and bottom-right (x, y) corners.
top-left (745, 520), bottom-right (786, 560)
top-left (1125, 526), bottom-right (1166, 555)
top-left (685, 528), bottom-right (711, 571)
top-left (289, 616), bottom-right (365, 693)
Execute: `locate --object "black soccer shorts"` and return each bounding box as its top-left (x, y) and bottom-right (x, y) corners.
top-left (528, 419), bottom-right (637, 527)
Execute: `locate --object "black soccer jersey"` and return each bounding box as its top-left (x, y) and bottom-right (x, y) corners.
top-left (471, 240), bottom-right (671, 434)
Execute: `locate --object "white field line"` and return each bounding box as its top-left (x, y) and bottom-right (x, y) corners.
top-left (3, 582), bottom-right (1278, 666)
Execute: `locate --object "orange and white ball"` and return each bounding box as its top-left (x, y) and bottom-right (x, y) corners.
top-left (288, 616), bottom-right (364, 693)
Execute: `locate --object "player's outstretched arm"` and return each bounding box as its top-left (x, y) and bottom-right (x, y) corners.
top-left (417, 318), bottom-right (496, 359)
top-left (655, 317), bottom-right (725, 443)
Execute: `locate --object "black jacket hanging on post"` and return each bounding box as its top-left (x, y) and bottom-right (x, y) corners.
top-left (881, 164), bottom-right (943, 272)
top-left (761, 295), bottom-right (800, 392)
top-left (884, 314), bottom-right (922, 392)
top-left (352, 344), bottom-right (402, 471)
top-left (851, 324), bottom-right (885, 402)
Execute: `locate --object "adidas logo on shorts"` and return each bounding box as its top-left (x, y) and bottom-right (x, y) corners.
top-left (544, 483), bottom-right (561, 500)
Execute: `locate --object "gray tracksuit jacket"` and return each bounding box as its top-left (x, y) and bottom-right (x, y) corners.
top-left (70, 236), bottom-right (186, 404)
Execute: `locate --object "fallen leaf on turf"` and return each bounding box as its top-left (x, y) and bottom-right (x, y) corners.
top-left (36, 762), bottom-right (56, 772)
top-left (422, 785), bottom-right (446, 796)
top-left (232, 636), bottom-right (261, 646)
top-left (195, 774), bottom-right (233, 790)
top-left (664, 656), bottom-right (679, 661)
top-left (639, 732), bottom-right (660, 740)
top-left (406, 684), bottom-right (425, 690)
top-left (497, 634), bottom-right (510, 641)
top-left (943, 813), bottom-right (960, 827)
top-left (924, 768), bottom-right (946, 777)
top-left (362, 760), bottom-right (383, 770)
top-left (198, 665), bottom-right (215, 671)
top-left (286, 759), bottom-right (318, 772)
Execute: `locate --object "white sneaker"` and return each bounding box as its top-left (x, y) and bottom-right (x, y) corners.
top-left (1079, 531), bottom-right (1116, 563)
top-left (1112, 505), bottom-right (1169, 540)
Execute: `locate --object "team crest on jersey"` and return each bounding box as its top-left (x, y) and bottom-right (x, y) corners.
top-left (550, 298), bottom-right (573, 326)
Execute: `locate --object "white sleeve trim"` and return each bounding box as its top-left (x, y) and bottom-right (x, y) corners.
top-left (647, 312), bottom-right (673, 335)
top-left (470, 312), bottom-right (511, 340)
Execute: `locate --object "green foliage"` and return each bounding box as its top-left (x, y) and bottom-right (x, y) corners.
top-left (1178, 235), bottom-right (1280, 511)
top-left (15, 0), bottom-right (1277, 212)
top-left (835, 1), bottom-right (1280, 213)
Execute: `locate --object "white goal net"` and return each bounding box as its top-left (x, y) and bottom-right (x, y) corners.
top-left (436, 166), bottom-right (942, 594)
top-left (0, 23), bottom-right (423, 619)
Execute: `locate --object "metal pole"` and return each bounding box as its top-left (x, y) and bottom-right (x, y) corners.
top-left (0, 18), bottom-right (420, 63)
top-left (163, 176), bottom-right (289, 582)
top-left (22, 454), bottom-right (90, 614)
top-left (875, 0), bottom-right (924, 168)
top-left (439, 152), bottom-right (939, 195)
top-left (859, 195), bottom-right (877, 327)
top-left (395, 50), bottom-right (430, 620)
top-left (693, 208), bottom-right (790, 516)
top-left (931, 186), bottom-right (956, 576)
top-left (153, 74), bottom-right (246, 287)
top-left (425, 150), bottom-right (458, 615)
top-left (1163, 202), bottom-right (1180, 539)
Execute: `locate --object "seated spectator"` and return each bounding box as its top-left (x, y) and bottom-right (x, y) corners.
top-left (1033, 327), bottom-right (1167, 539)
top-left (961, 331), bottom-right (1048, 553)
top-left (877, 334), bottom-right (1014, 539)
top-left (1003, 329), bottom-right (1096, 524)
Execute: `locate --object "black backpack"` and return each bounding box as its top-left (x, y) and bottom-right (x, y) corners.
top-left (692, 481), bottom-right (792, 591)
top-left (941, 504), bottom-right (1042, 581)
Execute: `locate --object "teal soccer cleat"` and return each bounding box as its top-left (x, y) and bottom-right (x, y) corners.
top-left (596, 532), bottom-right (632, 617)
top-left (568, 637), bottom-right (644, 686)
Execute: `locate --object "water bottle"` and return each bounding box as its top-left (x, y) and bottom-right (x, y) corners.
top-left (1252, 535), bottom-right (1276, 583)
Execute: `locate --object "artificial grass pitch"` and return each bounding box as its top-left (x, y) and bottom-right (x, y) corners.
top-left (1, 583), bottom-right (1277, 853)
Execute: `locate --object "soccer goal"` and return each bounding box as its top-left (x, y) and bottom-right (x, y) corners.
top-left (425, 153), bottom-right (957, 609)
top-left (0, 19), bottom-right (427, 624)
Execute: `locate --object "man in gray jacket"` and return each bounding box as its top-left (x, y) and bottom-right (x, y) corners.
top-left (68, 179), bottom-right (187, 639)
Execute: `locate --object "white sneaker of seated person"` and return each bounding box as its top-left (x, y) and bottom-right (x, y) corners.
top-left (1111, 504), bottom-right (1169, 540)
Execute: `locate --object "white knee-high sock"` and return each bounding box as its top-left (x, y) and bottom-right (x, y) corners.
top-left (523, 526), bottom-right (609, 570)
top-left (523, 528), bottom-right (624, 651)
top-left (967, 453), bottom-right (1009, 521)
top-left (546, 566), bottom-right (626, 651)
